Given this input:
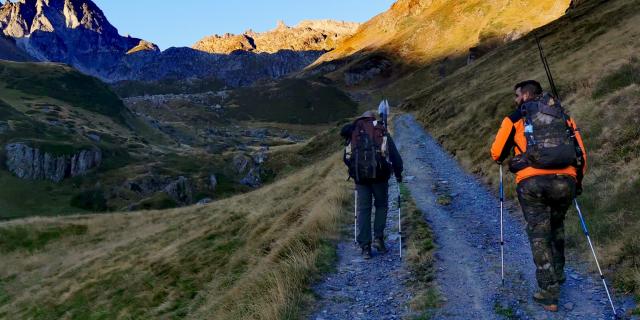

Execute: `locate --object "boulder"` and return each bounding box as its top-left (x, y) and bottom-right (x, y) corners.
top-left (233, 154), bottom-right (250, 174)
top-left (253, 146), bottom-right (269, 165)
top-left (240, 167), bottom-right (262, 188)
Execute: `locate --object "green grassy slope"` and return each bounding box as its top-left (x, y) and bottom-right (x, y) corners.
top-left (383, 0), bottom-right (640, 299)
top-left (0, 61), bottom-right (243, 218)
top-left (0, 61), bottom-right (128, 123)
top-left (0, 61), bottom-right (137, 218)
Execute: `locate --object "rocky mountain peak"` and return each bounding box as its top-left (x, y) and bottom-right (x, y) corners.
top-left (0, 0), bottom-right (118, 36)
top-left (193, 19), bottom-right (360, 54)
top-left (0, 0), bottom-right (159, 78)
top-left (275, 19), bottom-right (288, 30)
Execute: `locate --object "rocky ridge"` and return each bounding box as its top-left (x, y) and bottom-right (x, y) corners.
top-left (0, 0), bottom-right (340, 86)
top-left (193, 20), bottom-right (359, 54)
top-left (108, 47), bottom-right (324, 86)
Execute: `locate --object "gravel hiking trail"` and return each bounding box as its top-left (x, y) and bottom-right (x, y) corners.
top-left (310, 177), bottom-right (413, 320)
top-left (308, 113), bottom-right (635, 320)
top-left (392, 113), bottom-right (636, 320)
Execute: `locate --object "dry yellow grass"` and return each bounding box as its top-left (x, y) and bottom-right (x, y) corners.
top-left (312, 0), bottom-right (570, 67)
top-left (0, 150), bottom-right (351, 319)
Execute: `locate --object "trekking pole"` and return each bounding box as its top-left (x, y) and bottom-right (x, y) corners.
top-left (354, 188), bottom-right (358, 244)
top-left (499, 165), bottom-right (505, 286)
top-left (397, 182), bottom-right (402, 259)
top-left (574, 199), bottom-right (618, 317)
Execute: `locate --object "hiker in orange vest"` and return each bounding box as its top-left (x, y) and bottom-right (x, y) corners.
top-left (491, 80), bottom-right (587, 312)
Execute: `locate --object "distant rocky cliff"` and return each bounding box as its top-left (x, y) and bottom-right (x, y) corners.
top-left (0, 0), bottom-right (349, 86)
top-left (5, 143), bottom-right (101, 182)
top-left (193, 20), bottom-right (359, 54)
top-left (103, 47), bottom-right (325, 86)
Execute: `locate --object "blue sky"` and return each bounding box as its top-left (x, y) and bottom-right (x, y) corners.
top-left (93, 1), bottom-right (396, 50)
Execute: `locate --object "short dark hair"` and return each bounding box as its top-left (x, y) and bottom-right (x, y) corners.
top-left (514, 80), bottom-right (543, 96)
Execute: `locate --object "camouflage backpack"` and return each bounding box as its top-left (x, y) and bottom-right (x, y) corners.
top-left (521, 94), bottom-right (578, 169)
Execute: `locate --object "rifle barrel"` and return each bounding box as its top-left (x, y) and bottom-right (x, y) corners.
top-left (535, 35), bottom-right (561, 100)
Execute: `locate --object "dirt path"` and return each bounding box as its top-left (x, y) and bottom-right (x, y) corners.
top-left (393, 114), bottom-right (635, 320)
top-left (309, 178), bottom-right (413, 320)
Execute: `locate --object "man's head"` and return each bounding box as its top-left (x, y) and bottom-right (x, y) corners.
top-left (514, 80), bottom-right (543, 106)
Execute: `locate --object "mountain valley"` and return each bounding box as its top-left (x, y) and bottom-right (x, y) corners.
top-left (1, 0), bottom-right (640, 319)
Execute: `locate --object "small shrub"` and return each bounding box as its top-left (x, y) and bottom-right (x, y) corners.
top-left (133, 192), bottom-right (178, 211)
top-left (437, 195), bottom-right (453, 206)
top-left (70, 188), bottom-right (108, 212)
top-left (494, 302), bottom-right (517, 319)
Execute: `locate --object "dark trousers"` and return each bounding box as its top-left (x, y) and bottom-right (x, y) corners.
top-left (356, 182), bottom-right (389, 247)
top-left (517, 175), bottom-right (576, 299)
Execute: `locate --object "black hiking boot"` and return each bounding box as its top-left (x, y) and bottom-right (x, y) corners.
top-left (372, 237), bottom-right (388, 254)
top-left (361, 245), bottom-right (372, 260)
top-left (533, 290), bottom-right (559, 312)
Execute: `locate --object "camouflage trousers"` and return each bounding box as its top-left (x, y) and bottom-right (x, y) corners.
top-left (517, 175), bottom-right (576, 300)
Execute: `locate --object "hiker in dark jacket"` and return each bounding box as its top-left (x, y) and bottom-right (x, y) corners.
top-left (491, 80), bottom-right (587, 312)
top-left (342, 111), bottom-right (403, 259)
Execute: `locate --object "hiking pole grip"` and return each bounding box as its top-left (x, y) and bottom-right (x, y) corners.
top-left (574, 199), bottom-right (618, 316)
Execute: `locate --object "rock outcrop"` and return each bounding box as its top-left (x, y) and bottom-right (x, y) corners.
top-left (124, 174), bottom-right (198, 206)
top-left (344, 55), bottom-right (393, 86)
top-left (5, 142), bottom-right (101, 182)
top-left (232, 148), bottom-right (268, 188)
top-left (163, 176), bottom-right (193, 204)
top-left (193, 20), bottom-right (359, 54)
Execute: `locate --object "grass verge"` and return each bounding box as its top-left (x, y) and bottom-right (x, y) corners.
top-left (401, 184), bottom-right (439, 319)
